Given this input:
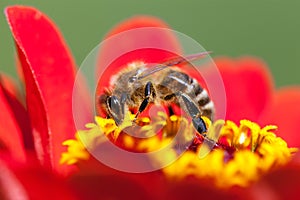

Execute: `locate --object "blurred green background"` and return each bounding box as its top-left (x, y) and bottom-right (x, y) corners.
top-left (0, 0), bottom-right (299, 87)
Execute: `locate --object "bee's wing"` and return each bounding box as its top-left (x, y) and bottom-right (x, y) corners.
top-left (197, 120), bottom-right (224, 159)
top-left (137, 51), bottom-right (211, 80)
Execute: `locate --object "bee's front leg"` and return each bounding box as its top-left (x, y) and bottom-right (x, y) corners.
top-left (134, 81), bottom-right (155, 120)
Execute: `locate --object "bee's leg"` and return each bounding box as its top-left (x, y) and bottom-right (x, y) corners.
top-left (179, 93), bottom-right (207, 135)
top-left (168, 105), bottom-right (175, 116)
top-left (134, 81), bottom-right (155, 120)
top-left (107, 95), bottom-right (124, 125)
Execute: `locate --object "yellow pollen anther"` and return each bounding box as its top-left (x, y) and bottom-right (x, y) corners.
top-left (238, 132), bottom-right (247, 144)
top-left (60, 113), bottom-right (297, 188)
top-left (162, 119), bottom-right (296, 188)
top-left (170, 115), bottom-right (178, 121)
top-left (60, 133), bottom-right (90, 165)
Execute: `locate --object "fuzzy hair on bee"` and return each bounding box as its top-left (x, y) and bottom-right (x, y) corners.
top-left (97, 52), bottom-right (215, 137)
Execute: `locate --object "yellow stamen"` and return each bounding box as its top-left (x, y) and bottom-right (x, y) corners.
top-left (60, 113), bottom-right (297, 188)
top-left (162, 119), bottom-right (297, 188)
top-left (60, 133), bottom-right (90, 165)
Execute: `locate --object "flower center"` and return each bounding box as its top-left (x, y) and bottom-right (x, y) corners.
top-left (60, 112), bottom-right (297, 188)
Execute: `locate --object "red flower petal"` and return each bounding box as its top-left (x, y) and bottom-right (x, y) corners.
top-left (0, 160), bottom-right (29, 199)
top-left (96, 16), bottom-right (182, 115)
top-left (5, 6), bottom-right (77, 173)
top-left (260, 87), bottom-right (300, 147)
top-left (0, 75), bottom-right (34, 152)
top-left (68, 173), bottom-right (151, 200)
top-left (214, 57), bottom-right (274, 123)
top-left (0, 83), bottom-right (26, 162)
top-left (72, 74), bottom-right (93, 129)
top-left (251, 165), bottom-right (300, 200)
top-left (165, 178), bottom-right (251, 200)
top-left (98, 15), bottom-right (181, 74)
top-left (0, 160), bottom-right (76, 200)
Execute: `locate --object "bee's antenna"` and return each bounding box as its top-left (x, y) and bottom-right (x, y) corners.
top-left (137, 51), bottom-right (212, 80)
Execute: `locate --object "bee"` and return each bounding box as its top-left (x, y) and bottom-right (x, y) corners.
top-left (97, 52), bottom-right (215, 139)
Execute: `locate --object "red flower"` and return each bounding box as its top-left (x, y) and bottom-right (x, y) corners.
top-left (0, 5), bottom-right (91, 199)
top-left (1, 5), bottom-right (93, 172)
top-left (0, 5), bottom-right (300, 200)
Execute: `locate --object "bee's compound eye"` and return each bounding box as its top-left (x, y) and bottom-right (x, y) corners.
top-left (129, 77), bottom-right (137, 83)
top-left (107, 96), bottom-right (112, 108)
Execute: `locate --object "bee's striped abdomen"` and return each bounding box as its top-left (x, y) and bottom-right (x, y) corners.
top-left (159, 70), bottom-right (214, 120)
top-left (192, 78), bottom-right (214, 120)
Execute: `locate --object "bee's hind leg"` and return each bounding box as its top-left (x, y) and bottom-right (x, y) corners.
top-left (178, 92), bottom-right (207, 135)
top-left (134, 81), bottom-right (155, 120)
